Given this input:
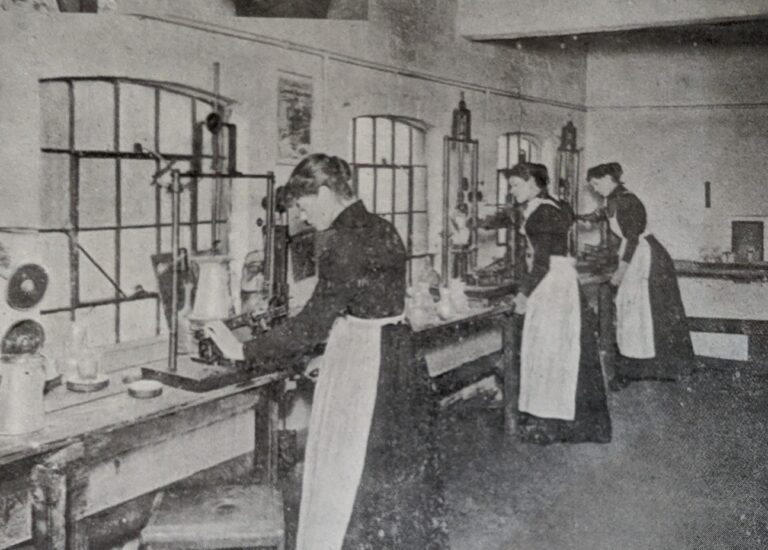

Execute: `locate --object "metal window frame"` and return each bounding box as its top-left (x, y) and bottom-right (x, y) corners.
top-left (39, 77), bottom-right (236, 345)
top-left (351, 115), bottom-right (428, 283)
top-left (495, 132), bottom-right (541, 246)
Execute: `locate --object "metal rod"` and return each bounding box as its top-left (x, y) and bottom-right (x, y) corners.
top-left (72, 236), bottom-right (128, 299)
top-left (211, 62), bottom-right (223, 252)
top-left (442, 137), bottom-right (450, 285)
top-left (168, 169), bottom-right (181, 373)
top-left (264, 172), bottom-right (275, 290)
top-left (114, 81), bottom-right (122, 343)
top-left (41, 293), bottom-right (159, 315)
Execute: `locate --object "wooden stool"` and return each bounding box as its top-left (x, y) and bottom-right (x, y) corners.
top-left (140, 484), bottom-right (285, 549)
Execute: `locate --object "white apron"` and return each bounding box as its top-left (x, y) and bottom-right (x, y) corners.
top-left (518, 199), bottom-right (581, 421)
top-left (609, 214), bottom-right (655, 359)
top-left (295, 313), bottom-right (405, 550)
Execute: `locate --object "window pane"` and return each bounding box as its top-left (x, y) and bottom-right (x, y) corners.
top-left (497, 135), bottom-right (509, 169)
top-left (412, 213), bottom-right (428, 255)
top-left (196, 222), bottom-right (213, 253)
top-left (40, 82), bottom-right (70, 149)
top-left (79, 159), bottom-right (116, 228)
top-left (356, 168), bottom-right (374, 211)
top-left (122, 159), bottom-right (157, 226)
top-left (393, 214), bottom-right (409, 248)
top-left (40, 153), bottom-right (70, 228)
top-left (120, 299), bottom-right (158, 342)
top-left (40, 233), bottom-right (71, 311)
top-left (74, 81), bottom-right (114, 151)
top-left (78, 230), bottom-right (116, 301)
top-left (393, 121), bottom-right (411, 166)
top-left (159, 91), bottom-right (193, 155)
top-left (374, 117), bottom-right (393, 165)
top-left (80, 305), bottom-right (115, 347)
top-left (375, 169), bottom-right (393, 215)
top-left (413, 167), bottom-right (427, 212)
top-left (412, 128), bottom-right (425, 166)
top-left (497, 173), bottom-right (510, 206)
top-left (120, 228), bottom-right (158, 295)
top-left (196, 176), bottom-right (215, 223)
top-left (394, 168), bottom-right (410, 213)
top-left (353, 117), bottom-right (373, 164)
top-left (161, 225), bottom-right (192, 254)
top-left (119, 83), bottom-right (155, 153)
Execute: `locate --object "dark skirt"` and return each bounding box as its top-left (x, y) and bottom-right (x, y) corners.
top-left (518, 289), bottom-right (612, 445)
top-left (342, 324), bottom-right (448, 550)
top-left (616, 235), bottom-right (696, 382)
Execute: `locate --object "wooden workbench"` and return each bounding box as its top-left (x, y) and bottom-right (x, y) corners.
top-left (406, 272), bottom-right (614, 437)
top-left (0, 352), bottom-right (286, 549)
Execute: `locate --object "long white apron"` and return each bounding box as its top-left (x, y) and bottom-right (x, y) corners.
top-left (295, 313), bottom-right (405, 550)
top-left (609, 215), bottom-right (655, 359)
top-left (517, 198), bottom-right (581, 421)
top-left (518, 256), bottom-right (581, 420)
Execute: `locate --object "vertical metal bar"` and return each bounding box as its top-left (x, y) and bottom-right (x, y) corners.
top-left (573, 151), bottom-right (581, 254)
top-left (211, 63), bottom-right (222, 251)
top-left (264, 172), bottom-right (275, 286)
top-left (190, 101), bottom-right (200, 253)
top-left (472, 139), bottom-right (479, 269)
top-left (372, 117), bottom-right (377, 213)
top-left (67, 81), bottom-right (79, 321)
top-left (113, 82), bottom-right (122, 343)
top-left (168, 170), bottom-right (181, 373)
top-left (406, 125), bottom-right (414, 284)
top-left (154, 87), bottom-right (162, 334)
top-left (390, 118), bottom-right (396, 223)
top-left (442, 137), bottom-right (450, 286)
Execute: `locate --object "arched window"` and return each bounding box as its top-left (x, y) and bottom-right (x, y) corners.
top-left (351, 115), bottom-right (429, 281)
top-left (495, 132), bottom-right (541, 244)
top-left (39, 77), bottom-right (232, 346)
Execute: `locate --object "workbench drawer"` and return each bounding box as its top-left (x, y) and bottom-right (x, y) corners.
top-left (76, 410), bottom-right (255, 520)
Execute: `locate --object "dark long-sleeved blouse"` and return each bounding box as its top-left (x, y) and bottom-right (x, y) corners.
top-left (608, 185), bottom-right (647, 263)
top-left (243, 200), bottom-right (407, 369)
top-left (580, 185), bottom-right (647, 263)
top-left (520, 197), bottom-right (571, 297)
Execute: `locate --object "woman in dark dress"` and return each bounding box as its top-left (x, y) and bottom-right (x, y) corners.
top-left (205, 154), bottom-right (447, 550)
top-left (585, 162), bottom-right (695, 387)
top-left (509, 163), bottom-right (612, 445)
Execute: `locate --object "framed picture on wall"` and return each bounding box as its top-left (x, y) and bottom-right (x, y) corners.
top-left (277, 72), bottom-right (313, 164)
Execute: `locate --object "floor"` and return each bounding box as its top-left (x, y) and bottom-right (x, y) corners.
top-left (112, 360), bottom-right (767, 550)
top-left (442, 361), bottom-right (768, 550)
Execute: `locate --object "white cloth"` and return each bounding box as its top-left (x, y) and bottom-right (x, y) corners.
top-left (609, 215), bottom-right (656, 359)
top-left (295, 313), bottom-right (405, 550)
top-left (518, 253), bottom-right (581, 420)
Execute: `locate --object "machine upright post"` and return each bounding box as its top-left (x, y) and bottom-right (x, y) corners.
top-left (169, 169), bottom-right (181, 373)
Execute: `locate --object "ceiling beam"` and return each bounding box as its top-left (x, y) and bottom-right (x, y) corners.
top-left (457, 0), bottom-right (768, 41)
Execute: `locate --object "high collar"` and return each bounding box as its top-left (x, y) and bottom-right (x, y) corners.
top-left (330, 199), bottom-right (368, 230)
top-left (608, 183), bottom-right (628, 199)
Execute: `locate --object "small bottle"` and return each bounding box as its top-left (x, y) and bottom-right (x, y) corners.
top-left (452, 92), bottom-right (471, 141)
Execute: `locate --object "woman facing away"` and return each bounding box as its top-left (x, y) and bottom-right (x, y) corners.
top-left (205, 153), bottom-right (447, 550)
top-left (509, 162), bottom-right (612, 445)
top-left (583, 162), bottom-right (695, 389)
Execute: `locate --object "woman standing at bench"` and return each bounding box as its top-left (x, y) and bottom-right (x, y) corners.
top-left (584, 162), bottom-right (695, 388)
top-left (510, 162), bottom-right (612, 445)
top-left (205, 153), bottom-right (446, 550)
